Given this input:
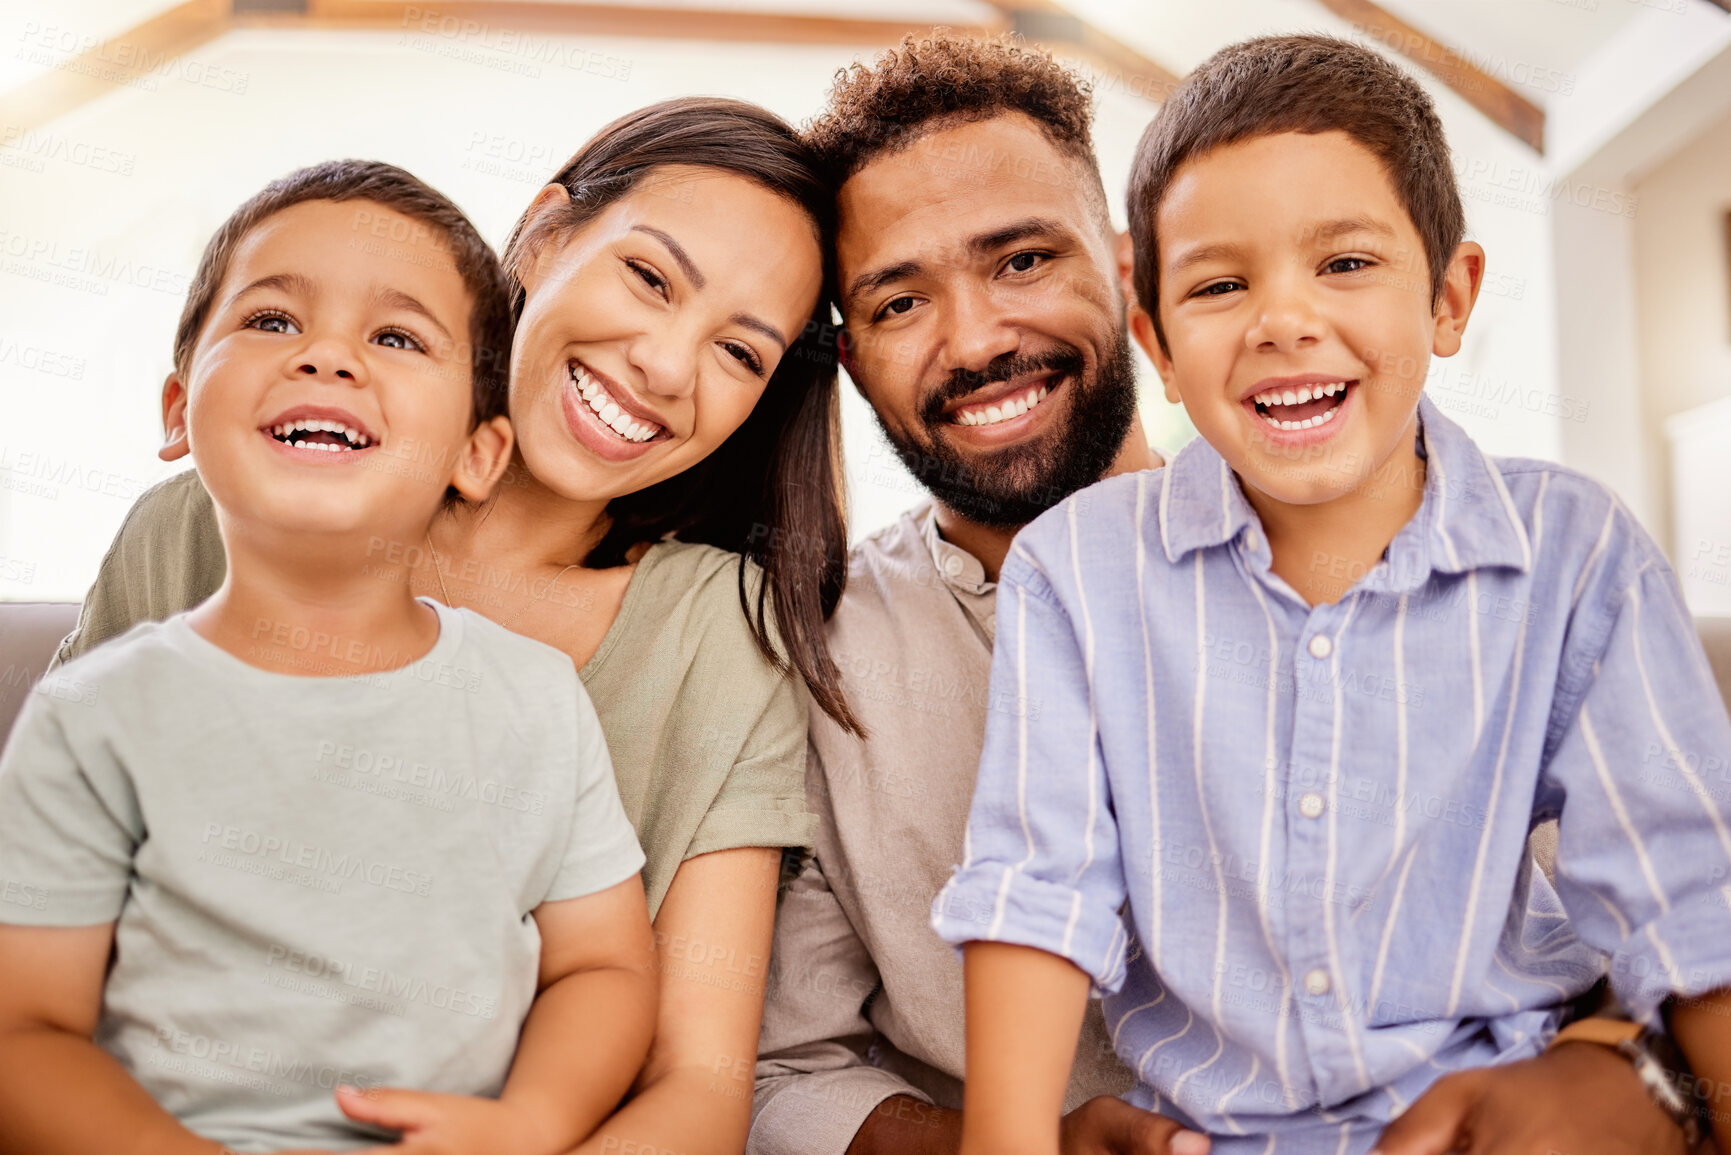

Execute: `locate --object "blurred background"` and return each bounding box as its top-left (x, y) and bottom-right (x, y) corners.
top-left (2, 0), bottom-right (1730, 611)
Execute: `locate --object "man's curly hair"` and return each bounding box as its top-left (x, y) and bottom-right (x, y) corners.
top-left (807, 31), bottom-right (1100, 188)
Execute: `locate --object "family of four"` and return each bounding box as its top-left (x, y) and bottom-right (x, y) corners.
top-left (2, 29), bottom-right (1728, 1155)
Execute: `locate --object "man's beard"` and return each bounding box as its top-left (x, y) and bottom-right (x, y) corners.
top-left (869, 328), bottom-right (1140, 529)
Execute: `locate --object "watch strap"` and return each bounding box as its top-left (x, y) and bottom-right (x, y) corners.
top-left (1547, 1017), bottom-right (1643, 1050)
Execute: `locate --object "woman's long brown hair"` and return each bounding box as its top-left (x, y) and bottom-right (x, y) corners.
top-left (501, 96), bottom-right (860, 735)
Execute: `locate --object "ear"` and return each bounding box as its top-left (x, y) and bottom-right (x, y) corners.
top-left (159, 373), bottom-right (191, 462)
top-left (1129, 304), bottom-right (1181, 406)
top-left (1431, 241), bottom-right (1485, 358)
top-left (836, 328), bottom-right (858, 381)
top-left (447, 416), bottom-right (515, 504)
top-left (1114, 229), bottom-right (1137, 304)
top-left (513, 183), bottom-right (574, 297)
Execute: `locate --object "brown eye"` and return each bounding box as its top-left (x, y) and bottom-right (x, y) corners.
top-left (245, 310), bottom-right (298, 334)
top-left (627, 259), bottom-right (668, 297)
top-left (722, 341), bottom-right (763, 376)
top-left (374, 329), bottom-right (424, 352)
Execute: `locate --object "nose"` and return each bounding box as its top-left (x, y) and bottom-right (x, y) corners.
top-left (941, 283), bottom-right (1021, 377)
top-left (291, 333), bottom-right (367, 386)
top-left (1246, 275), bottom-right (1326, 354)
top-left (626, 325), bottom-right (699, 403)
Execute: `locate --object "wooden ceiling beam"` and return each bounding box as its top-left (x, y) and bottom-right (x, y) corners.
top-left (1314, 0), bottom-right (1545, 152)
top-left (0, 0), bottom-right (231, 135)
top-left (1, 0), bottom-right (1549, 152)
top-left (986, 1), bottom-right (1181, 103)
top-left (284, 1), bottom-right (1005, 47)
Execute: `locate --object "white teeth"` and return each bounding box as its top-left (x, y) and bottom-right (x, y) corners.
top-left (271, 417), bottom-right (371, 449)
top-left (570, 364), bottom-right (662, 443)
top-left (1258, 403), bottom-right (1343, 432)
top-left (1251, 381), bottom-right (1348, 408)
top-left (952, 383), bottom-right (1052, 428)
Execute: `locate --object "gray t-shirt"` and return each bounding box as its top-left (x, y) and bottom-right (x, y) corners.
top-left (0, 600), bottom-right (645, 1152)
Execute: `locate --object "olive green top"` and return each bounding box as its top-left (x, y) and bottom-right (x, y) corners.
top-left (56, 470), bottom-right (817, 919)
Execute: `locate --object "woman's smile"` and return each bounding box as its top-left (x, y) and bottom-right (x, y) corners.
top-left (569, 360), bottom-right (669, 444)
top-left (559, 357), bottom-right (672, 462)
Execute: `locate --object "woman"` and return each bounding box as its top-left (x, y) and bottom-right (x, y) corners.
top-left (57, 97), bottom-right (858, 1155)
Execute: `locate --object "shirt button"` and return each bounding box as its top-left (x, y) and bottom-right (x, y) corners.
top-left (1245, 530), bottom-right (1259, 552)
top-left (1298, 793), bottom-right (1325, 819)
top-left (943, 555), bottom-right (963, 576)
top-left (1307, 634), bottom-right (1333, 660)
top-left (1304, 968), bottom-right (1332, 996)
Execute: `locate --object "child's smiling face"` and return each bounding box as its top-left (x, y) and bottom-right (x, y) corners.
top-left (167, 199), bottom-right (503, 547)
top-left (1137, 129), bottom-right (1482, 508)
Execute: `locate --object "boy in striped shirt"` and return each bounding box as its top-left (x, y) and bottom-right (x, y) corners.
top-left (934, 34), bottom-right (1731, 1155)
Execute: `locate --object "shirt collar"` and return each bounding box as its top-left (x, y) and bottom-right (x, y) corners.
top-left (1157, 395), bottom-right (1533, 587)
top-left (917, 502), bottom-right (992, 594)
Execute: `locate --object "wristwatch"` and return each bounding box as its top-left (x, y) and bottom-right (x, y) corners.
top-left (1548, 1017), bottom-right (1704, 1147)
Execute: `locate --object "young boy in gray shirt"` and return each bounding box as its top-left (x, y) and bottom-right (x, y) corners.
top-left (0, 161), bottom-right (656, 1154)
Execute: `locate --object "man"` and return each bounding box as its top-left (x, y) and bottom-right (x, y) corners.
top-left (750, 32), bottom-right (1692, 1155)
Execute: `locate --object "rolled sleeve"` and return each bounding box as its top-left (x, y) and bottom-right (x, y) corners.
top-left (751, 1066), bottom-right (926, 1155)
top-left (688, 678), bottom-right (817, 860)
top-left (1546, 562), bottom-right (1731, 1023)
top-left (930, 554), bottom-right (1130, 993)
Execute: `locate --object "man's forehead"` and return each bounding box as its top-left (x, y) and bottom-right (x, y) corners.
top-left (836, 113), bottom-right (1098, 258)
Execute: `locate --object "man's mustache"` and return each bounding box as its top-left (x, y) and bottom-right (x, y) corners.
top-left (917, 346), bottom-right (1087, 426)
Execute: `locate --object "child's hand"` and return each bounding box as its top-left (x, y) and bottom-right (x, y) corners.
top-left (333, 1084), bottom-right (562, 1155)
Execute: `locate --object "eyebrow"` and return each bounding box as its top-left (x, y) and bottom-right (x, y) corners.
top-left (1165, 217), bottom-right (1402, 277)
top-left (631, 225), bottom-right (706, 289)
top-left (1307, 216), bottom-right (1398, 244)
top-left (1166, 241), bottom-right (1247, 276)
top-left (226, 274), bottom-right (453, 343)
top-left (731, 311), bottom-right (788, 352)
top-left (844, 216), bottom-right (1074, 306)
top-left (371, 285), bottom-right (453, 342)
top-left (226, 271), bottom-right (317, 308)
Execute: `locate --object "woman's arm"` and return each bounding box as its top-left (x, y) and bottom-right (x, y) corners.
top-left (53, 471), bottom-right (224, 668)
top-left (0, 922), bottom-right (225, 1155)
top-left (574, 846), bottom-right (783, 1155)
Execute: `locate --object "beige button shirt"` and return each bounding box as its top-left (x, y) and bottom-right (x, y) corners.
top-left (750, 503), bottom-right (1133, 1155)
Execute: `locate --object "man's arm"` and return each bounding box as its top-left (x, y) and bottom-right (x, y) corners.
top-left (749, 743), bottom-right (940, 1155)
top-left (1371, 1037), bottom-right (1691, 1155)
top-left (0, 922), bottom-right (228, 1155)
top-left (335, 876), bottom-right (659, 1153)
top-left (1669, 989), bottom-right (1731, 1151)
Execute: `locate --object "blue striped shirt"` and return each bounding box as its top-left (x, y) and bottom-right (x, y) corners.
top-left (931, 397), bottom-right (1731, 1152)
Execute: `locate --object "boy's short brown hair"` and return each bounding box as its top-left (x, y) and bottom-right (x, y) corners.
top-left (173, 159), bottom-right (511, 426)
top-left (1128, 34), bottom-right (1464, 349)
top-left (806, 31), bottom-right (1106, 224)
